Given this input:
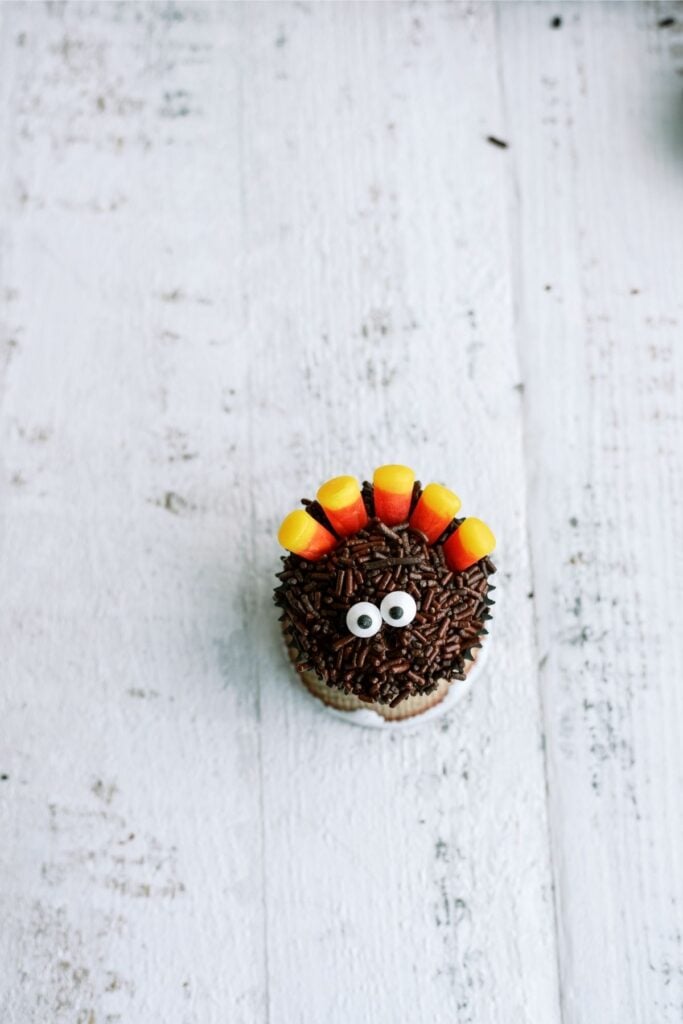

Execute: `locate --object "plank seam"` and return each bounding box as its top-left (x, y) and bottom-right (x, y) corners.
top-left (239, 1), bottom-right (271, 1016)
top-left (493, 7), bottom-right (565, 1022)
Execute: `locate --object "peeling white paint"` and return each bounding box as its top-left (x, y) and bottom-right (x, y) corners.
top-left (0, 3), bottom-right (680, 1023)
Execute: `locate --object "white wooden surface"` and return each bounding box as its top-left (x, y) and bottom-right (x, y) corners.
top-left (0, 3), bottom-right (681, 1022)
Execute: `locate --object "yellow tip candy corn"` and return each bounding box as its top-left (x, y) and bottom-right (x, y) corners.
top-left (443, 517), bottom-right (496, 571)
top-left (409, 483), bottom-right (461, 544)
top-left (278, 509), bottom-right (337, 561)
top-left (317, 475), bottom-right (368, 537)
top-left (373, 464), bottom-right (416, 526)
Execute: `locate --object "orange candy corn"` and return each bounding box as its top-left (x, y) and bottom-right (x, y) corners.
top-left (409, 483), bottom-right (462, 544)
top-left (278, 509), bottom-right (337, 560)
top-left (373, 464), bottom-right (416, 526)
top-left (317, 476), bottom-right (368, 537)
top-left (443, 517), bottom-right (496, 571)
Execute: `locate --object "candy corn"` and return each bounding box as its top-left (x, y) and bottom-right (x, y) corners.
top-left (443, 517), bottom-right (496, 571)
top-left (317, 475), bottom-right (368, 536)
top-left (409, 483), bottom-right (461, 544)
top-left (278, 509), bottom-right (337, 560)
top-left (373, 464), bottom-right (416, 526)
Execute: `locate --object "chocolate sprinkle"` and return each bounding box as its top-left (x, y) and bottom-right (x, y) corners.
top-left (274, 484), bottom-right (496, 707)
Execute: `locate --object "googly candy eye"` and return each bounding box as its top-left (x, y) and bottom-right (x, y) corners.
top-left (346, 601), bottom-right (382, 638)
top-left (380, 591), bottom-right (417, 627)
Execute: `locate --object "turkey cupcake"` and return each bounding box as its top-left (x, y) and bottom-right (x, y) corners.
top-left (274, 466), bottom-right (496, 727)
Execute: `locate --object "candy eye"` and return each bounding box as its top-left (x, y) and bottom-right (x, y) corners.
top-left (346, 601), bottom-right (382, 638)
top-left (380, 591), bottom-right (417, 627)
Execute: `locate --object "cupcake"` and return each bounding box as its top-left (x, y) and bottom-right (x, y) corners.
top-left (274, 466), bottom-right (496, 725)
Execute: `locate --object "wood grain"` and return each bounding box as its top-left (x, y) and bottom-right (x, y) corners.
top-left (241, 4), bottom-right (558, 1022)
top-left (0, 2), bottom-right (680, 1023)
top-left (499, 3), bottom-right (683, 1021)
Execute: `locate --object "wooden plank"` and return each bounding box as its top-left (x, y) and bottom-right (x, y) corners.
top-left (241, 4), bottom-right (559, 1022)
top-left (0, 2), bottom-right (564, 1021)
top-left (498, 3), bottom-right (683, 1021)
top-left (0, 4), bottom-right (268, 1022)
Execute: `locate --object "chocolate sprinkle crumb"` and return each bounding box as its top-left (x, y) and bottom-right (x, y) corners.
top-left (274, 490), bottom-right (496, 707)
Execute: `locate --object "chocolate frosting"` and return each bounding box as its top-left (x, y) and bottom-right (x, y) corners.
top-left (274, 483), bottom-right (496, 707)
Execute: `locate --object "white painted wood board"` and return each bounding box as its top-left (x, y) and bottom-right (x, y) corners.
top-left (499, 4), bottom-right (683, 1021)
top-left (0, 3), bottom-right (680, 1023)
